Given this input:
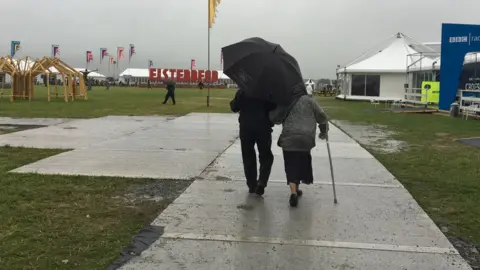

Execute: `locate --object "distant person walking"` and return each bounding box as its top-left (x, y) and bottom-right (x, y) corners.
top-left (105, 80), bottom-right (110, 90)
top-left (87, 78), bottom-right (93, 91)
top-left (270, 95), bottom-right (329, 207)
top-left (162, 83), bottom-right (176, 105)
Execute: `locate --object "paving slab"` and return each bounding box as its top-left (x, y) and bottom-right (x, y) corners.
top-left (203, 154), bottom-right (399, 186)
top-left (119, 238), bottom-right (470, 270)
top-left (10, 113), bottom-right (239, 179)
top-left (11, 149), bottom-right (219, 179)
top-left (224, 139), bottom-right (372, 158)
top-left (0, 116), bottom-right (171, 149)
top-left (152, 181), bottom-right (452, 248)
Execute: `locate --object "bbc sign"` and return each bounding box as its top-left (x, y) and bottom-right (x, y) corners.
top-left (449, 36), bottom-right (468, 43)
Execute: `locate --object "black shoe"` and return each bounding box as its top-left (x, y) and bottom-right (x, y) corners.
top-left (255, 185), bottom-right (265, 196)
top-left (289, 194), bottom-right (298, 207)
top-left (249, 187), bottom-right (256, 194)
top-left (297, 189), bottom-right (303, 197)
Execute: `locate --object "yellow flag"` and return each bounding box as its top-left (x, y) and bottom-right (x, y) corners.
top-left (208, 0), bottom-right (222, 28)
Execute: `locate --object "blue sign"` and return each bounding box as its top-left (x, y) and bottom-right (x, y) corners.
top-left (440, 23), bottom-right (480, 110)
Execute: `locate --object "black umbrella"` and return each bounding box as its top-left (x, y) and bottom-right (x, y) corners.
top-left (222, 37), bottom-right (306, 105)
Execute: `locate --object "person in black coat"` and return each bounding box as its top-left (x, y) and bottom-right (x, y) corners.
top-left (230, 89), bottom-right (276, 195)
top-left (163, 83), bottom-right (176, 105)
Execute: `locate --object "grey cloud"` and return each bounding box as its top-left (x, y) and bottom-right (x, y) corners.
top-left (3, 0), bottom-right (480, 78)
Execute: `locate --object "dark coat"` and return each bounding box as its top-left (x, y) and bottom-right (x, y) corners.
top-left (230, 89), bottom-right (276, 133)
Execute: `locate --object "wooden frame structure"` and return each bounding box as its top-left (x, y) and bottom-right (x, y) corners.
top-left (0, 56), bottom-right (87, 102)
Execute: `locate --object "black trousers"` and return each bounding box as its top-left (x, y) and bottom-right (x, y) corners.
top-left (163, 91), bottom-right (175, 104)
top-left (240, 128), bottom-right (274, 189)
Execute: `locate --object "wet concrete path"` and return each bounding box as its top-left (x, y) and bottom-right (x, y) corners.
top-left (1, 114), bottom-right (471, 269)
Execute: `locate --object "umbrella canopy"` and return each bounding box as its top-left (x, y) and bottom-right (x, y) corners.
top-left (222, 37), bottom-right (306, 105)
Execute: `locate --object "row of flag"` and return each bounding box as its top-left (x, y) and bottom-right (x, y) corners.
top-left (86, 45), bottom-right (135, 66)
top-left (9, 40), bottom-right (221, 70)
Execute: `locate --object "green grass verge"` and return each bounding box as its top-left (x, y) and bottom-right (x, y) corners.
top-left (0, 147), bottom-right (191, 269)
top-left (319, 98), bottom-right (480, 244)
top-left (0, 86), bottom-right (236, 118)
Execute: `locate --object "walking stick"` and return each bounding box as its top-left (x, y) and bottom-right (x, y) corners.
top-left (325, 134), bottom-right (338, 204)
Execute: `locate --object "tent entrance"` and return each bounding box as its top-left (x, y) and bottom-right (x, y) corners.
top-left (351, 74), bottom-right (380, 97)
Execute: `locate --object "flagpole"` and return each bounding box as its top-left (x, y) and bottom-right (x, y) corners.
top-left (207, 0), bottom-right (211, 107)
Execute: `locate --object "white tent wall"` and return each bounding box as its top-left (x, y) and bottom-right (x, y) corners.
top-left (380, 73), bottom-right (406, 99)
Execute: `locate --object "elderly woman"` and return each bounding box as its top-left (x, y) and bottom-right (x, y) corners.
top-left (269, 94), bottom-right (329, 207)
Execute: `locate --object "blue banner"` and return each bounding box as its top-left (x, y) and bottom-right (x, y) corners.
top-left (440, 23), bottom-right (480, 110)
top-left (10, 41), bottom-right (20, 57)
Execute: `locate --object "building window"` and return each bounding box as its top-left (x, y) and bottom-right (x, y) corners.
top-left (351, 74), bottom-right (380, 96)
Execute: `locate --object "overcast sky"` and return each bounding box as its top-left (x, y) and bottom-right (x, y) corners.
top-left (3, 0), bottom-right (480, 78)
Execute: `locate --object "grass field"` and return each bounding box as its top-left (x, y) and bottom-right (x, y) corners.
top-left (0, 86), bottom-right (235, 118)
top-left (0, 147), bottom-right (191, 270)
top-left (0, 87), bottom-right (479, 267)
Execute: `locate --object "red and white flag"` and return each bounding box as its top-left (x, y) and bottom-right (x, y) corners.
top-left (86, 51), bottom-right (93, 63)
top-left (117, 47), bottom-right (124, 59)
top-left (109, 55), bottom-right (115, 71)
top-left (191, 59), bottom-right (196, 70)
top-left (100, 48), bottom-right (108, 64)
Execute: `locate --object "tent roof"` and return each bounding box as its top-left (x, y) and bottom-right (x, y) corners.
top-left (338, 33), bottom-right (435, 73)
top-left (119, 68), bottom-right (229, 79)
top-left (304, 79), bottom-right (315, 84)
top-left (74, 68), bottom-right (105, 78)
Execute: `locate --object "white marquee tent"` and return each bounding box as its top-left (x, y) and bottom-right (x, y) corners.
top-left (305, 79), bottom-right (316, 90)
top-left (337, 32), bottom-right (435, 101)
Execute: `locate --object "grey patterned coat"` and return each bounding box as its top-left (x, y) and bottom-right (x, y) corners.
top-left (269, 95), bottom-right (328, 151)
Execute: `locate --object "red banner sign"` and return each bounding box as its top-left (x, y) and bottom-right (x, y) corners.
top-left (149, 68), bottom-right (219, 83)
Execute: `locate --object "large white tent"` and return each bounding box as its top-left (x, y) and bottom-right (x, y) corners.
top-left (304, 79), bottom-right (316, 90)
top-left (337, 32), bottom-right (435, 101)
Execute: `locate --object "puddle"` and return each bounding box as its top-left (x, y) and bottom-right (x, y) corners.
top-left (0, 124), bottom-right (46, 135)
top-left (332, 120), bottom-right (407, 153)
top-left (237, 204), bottom-right (254, 211)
